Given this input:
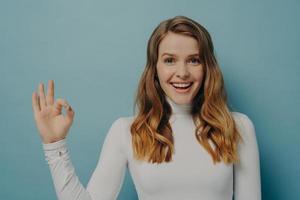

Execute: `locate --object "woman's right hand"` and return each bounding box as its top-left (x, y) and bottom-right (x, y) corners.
top-left (32, 80), bottom-right (75, 144)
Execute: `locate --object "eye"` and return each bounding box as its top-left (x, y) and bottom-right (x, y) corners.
top-left (188, 57), bottom-right (201, 64)
top-left (164, 57), bottom-right (175, 64)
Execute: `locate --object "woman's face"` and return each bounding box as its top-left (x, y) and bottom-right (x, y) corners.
top-left (156, 32), bottom-right (204, 105)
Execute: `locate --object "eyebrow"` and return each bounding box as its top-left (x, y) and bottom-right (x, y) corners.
top-left (161, 53), bottom-right (200, 57)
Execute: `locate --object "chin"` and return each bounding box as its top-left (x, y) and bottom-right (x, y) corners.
top-left (167, 95), bottom-right (193, 105)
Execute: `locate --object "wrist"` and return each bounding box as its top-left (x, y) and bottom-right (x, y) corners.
top-left (42, 137), bottom-right (66, 144)
top-left (42, 138), bottom-right (67, 151)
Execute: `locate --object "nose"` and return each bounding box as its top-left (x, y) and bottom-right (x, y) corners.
top-left (176, 64), bottom-right (190, 79)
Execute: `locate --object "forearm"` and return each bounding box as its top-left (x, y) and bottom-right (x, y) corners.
top-left (43, 139), bottom-right (92, 200)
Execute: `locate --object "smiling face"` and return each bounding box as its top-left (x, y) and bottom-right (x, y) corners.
top-left (156, 32), bottom-right (204, 105)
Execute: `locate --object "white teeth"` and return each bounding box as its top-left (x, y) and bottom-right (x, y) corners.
top-left (171, 82), bottom-right (192, 88)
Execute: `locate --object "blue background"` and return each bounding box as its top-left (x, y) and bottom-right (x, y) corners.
top-left (1, 0), bottom-right (299, 199)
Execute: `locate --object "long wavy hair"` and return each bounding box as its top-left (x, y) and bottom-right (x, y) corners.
top-left (130, 15), bottom-right (243, 165)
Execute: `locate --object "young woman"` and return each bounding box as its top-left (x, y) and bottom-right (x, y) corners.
top-left (32, 15), bottom-right (261, 200)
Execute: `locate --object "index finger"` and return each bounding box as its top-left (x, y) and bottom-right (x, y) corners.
top-left (46, 80), bottom-right (55, 105)
top-left (32, 91), bottom-right (40, 114)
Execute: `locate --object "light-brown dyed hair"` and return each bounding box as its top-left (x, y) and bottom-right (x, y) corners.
top-left (130, 15), bottom-right (243, 165)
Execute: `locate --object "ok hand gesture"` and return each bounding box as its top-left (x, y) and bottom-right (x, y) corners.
top-left (32, 80), bottom-right (75, 144)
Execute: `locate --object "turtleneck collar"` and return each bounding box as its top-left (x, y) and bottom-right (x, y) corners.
top-left (165, 96), bottom-right (192, 115)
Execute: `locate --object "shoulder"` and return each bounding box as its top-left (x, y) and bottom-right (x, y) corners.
top-left (107, 116), bottom-right (135, 138)
top-left (111, 116), bottom-right (135, 128)
top-left (103, 116), bottom-right (135, 149)
top-left (231, 111), bottom-right (255, 129)
top-left (107, 116), bottom-right (135, 150)
top-left (230, 111), bottom-right (257, 142)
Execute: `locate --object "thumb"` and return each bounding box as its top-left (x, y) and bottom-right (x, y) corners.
top-left (54, 98), bottom-right (67, 113)
top-left (54, 98), bottom-right (74, 121)
top-left (54, 98), bottom-right (72, 115)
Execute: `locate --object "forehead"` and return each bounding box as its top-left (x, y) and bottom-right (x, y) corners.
top-left (158, 32), bottom-right (200, 56)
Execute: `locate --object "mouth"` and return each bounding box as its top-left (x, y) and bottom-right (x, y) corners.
top-left (170, 82), bottom-right (193, 92)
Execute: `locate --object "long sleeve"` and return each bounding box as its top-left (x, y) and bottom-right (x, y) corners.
top-left (42, 117), bottom-right (128, 200)
top-left (233, 113), bottom-right (262, 200)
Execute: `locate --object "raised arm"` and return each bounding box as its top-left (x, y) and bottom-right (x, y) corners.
top-left (233, 113), bottom-right (262, 200)
top-left (42, 117), bottom-right (127, 200)
top-left (43, 139), bottom-right (92, 200)
top-left (32, 80), bottom-right (127, 199)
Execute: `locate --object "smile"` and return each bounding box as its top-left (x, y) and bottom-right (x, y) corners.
top-left (171, 82), bottom-right (193, 89)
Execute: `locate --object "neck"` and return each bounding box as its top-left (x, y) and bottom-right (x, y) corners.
top-left (165, 96), bottom-right (192, 115)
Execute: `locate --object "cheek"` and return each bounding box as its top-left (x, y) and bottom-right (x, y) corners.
top-left (157, 67), bottom-right (173, 82)
top-left (192, 67), bottom-right (205, 82)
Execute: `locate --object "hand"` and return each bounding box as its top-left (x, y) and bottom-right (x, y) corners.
top-left (32, 80), bottom-right (75, 144)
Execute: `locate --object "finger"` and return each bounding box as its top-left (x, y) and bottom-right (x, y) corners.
top-left (65, 104), bottom-right (75, 121)
top-left (38, 82), bottom-right (47, 109)
top-left (46, 80), bottom-right (54, 105)
top-left (58, 99), bottom-right (74, 120)
top-left (32, 91), bottom-right (41, 114)
top-left (54, 98), bottom-right (69, 113)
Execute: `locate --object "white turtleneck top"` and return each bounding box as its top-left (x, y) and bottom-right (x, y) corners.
top-left (42, 97), bottom-right (261, 200)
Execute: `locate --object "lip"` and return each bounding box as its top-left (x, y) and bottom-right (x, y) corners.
top-left (170, 82), bottom-right (193, 84)
top-left (170, 82), bottom-right (193, 93)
